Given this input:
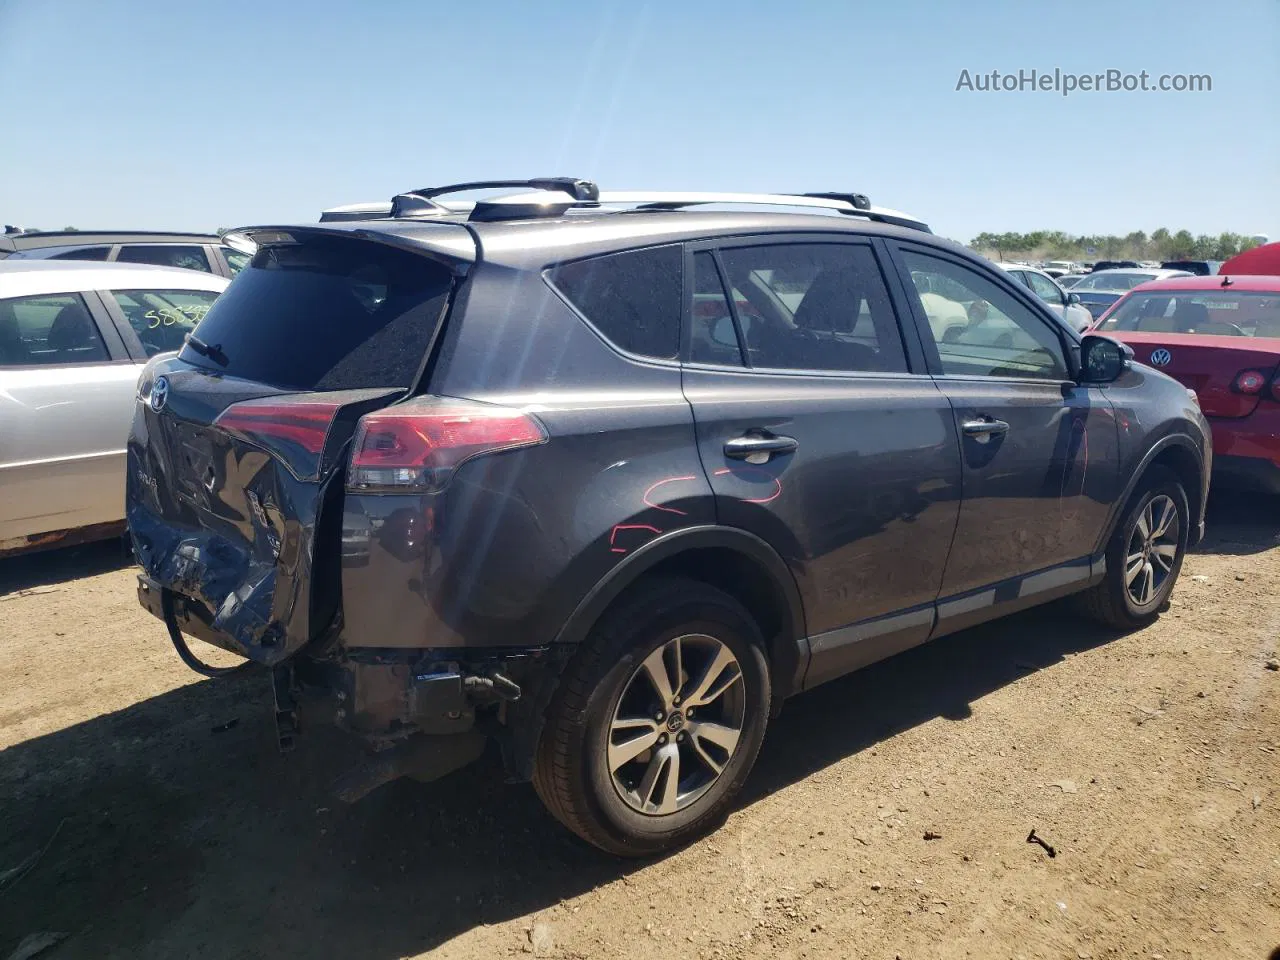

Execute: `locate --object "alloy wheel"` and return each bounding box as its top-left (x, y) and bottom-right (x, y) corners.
top-left (607, 634), bottom-right (746, 816)
top-left (1125, 493), bottom-right (1180, 607)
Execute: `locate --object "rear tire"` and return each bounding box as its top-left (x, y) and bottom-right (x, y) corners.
top-left (1079, 467), bottom-right (1189, 629)
top-left (533, 578), bottom-right (770, 857)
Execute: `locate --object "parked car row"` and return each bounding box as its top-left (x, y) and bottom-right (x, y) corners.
top-left (0, 229), bottom-right (249, 279)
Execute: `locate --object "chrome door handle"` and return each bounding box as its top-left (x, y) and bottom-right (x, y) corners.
top-left (724, 434), bottom-right (798, 462)
top-left (961, 418), bottom-right (1010, 440)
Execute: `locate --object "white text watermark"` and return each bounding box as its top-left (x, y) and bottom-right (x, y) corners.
top-left (955, 68), bottom-right (1212, 96)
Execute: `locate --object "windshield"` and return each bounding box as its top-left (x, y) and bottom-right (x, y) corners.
top-left (1074, 271), bottom-right (1155, 291)
top-left (1099, 290), bottom-right (1280, 337)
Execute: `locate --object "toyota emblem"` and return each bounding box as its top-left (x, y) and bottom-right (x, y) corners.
top-left (150, 375), bottom-right (170, 413)
top-left (1149, 348), bottom-right (1172, 367)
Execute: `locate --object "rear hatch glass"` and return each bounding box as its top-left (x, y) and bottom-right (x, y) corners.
top-left (180, 234), bottom-right (451, 390)
top-left (1099, 289), bottom-right (1280, 417)
top-left (130, 233), bottom-right (459, 664)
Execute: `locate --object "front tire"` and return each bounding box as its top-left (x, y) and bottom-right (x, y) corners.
top-left (1080, 468), bottom-right (1189, 629)
top-left (533, 578), bottom-right (770, 857)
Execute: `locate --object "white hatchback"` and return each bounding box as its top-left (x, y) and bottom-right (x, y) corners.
top-left (0, 260), bottom-right (229, 555)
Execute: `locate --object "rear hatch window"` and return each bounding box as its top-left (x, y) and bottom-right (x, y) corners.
top-left (1100, 290), bottom-right (1280, 417)
top-left (181, 234), bottom-right (453, 391)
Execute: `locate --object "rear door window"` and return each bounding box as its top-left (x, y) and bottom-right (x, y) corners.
top-left (117, 244), bottom-right (212, 273)
top-left (713, 242), bottom-right (909, 373)
top-left (109, 288), bottom-right (221, 356)
top-left (547, 245), bottom-right (682, 359)
top-left (0, 293), bottom-right (110, 366)
top-left (179, 235), bottom-right (453, 390)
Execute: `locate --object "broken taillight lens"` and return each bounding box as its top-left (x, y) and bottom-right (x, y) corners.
top-left (347, 398), bottom-right (547, 494)
top-left (213, 400), bottom-right (343, 454)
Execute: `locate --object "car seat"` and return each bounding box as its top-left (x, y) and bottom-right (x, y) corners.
top-left (46, 302), bottom-right (103, 361)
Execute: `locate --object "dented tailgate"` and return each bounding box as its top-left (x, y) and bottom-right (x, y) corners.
top-left (125, 228), bottom-right (464, 665)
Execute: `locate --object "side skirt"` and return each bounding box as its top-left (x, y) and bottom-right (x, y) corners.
top-left (800, 555), bottom-right (1101, 691)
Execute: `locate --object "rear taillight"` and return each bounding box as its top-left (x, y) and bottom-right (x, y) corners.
top-left (1231, 369), bottom-right (1268, 395)
top-left (347, 398), bottom-right (547, 493)
top-left (214, 400), bottom-right (343, 454)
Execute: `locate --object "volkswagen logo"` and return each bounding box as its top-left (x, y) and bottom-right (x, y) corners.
top-left (1149, 349), bottom-right (1172, 367)
top-left (150, 375), bottom-right (170, 413)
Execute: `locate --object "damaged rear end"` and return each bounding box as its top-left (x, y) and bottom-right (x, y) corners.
top-left (127, 224), bottom-right (500, 789)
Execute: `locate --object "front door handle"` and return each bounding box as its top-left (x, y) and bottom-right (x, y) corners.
top-left (961, 418), bottom-right (1010, 442)
top-left (724, 434), bottom-right (798, 463)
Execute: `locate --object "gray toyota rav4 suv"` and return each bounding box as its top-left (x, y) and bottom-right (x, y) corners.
top-left (127, 179), bottom-right (1210, 855)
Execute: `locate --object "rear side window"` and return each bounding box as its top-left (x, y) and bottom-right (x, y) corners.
top-left (109, 288), bottom-right (220, 356)
top-left (547, 245), bottom-right (682, 359)
top-left (179, 235), bottom-right (453, 391)
top-left (117, 244), bottom-right (211, 273)
top-left (0, 293), bottom-right (110, 367)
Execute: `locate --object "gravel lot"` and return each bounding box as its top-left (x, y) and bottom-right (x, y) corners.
top-left (2, 496), bottom-right (1278, 960)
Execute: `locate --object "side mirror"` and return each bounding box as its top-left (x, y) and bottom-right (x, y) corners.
top-left (1079, 334), bottom-right (1131, 383)
top-left (1066, 292), bottom-right (1082, 306)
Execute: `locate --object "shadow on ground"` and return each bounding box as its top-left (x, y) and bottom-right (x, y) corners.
top-left (0, 539), bottom-right (131, 596)
top-left (1, 599), bottom-right (1128, 960)
top-left (1195, 490), bottom-right (1280, 556)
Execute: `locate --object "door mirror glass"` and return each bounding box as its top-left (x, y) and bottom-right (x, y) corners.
top-left (1067, 292), bottom-right (1082, 306)
top-left (1079, 334), bottom-right (1130, 383)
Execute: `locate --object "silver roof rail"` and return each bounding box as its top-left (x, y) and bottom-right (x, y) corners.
top-left (592, 191), bottom-right (929, 232)
top-left (465, 189), bottom-right (929, 231)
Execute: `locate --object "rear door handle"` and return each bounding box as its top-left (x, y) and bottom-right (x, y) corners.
top-left (724, 434), bottom-right (798, 462)
top-left (961, 418), bottom-right (1010, 441)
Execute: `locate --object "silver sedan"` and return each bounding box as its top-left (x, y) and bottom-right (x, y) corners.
top-left (0, 260), bottom-right (229, 555)
top-left (998, 263), bottom-right (1096, 333)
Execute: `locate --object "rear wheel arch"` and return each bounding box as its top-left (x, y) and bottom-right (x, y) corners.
top-left (503, 527), bottom-right (806, 784)
top-left (553, 526), bottom-right (809, 701)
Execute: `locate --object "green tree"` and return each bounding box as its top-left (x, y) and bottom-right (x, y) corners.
top-left (1170, 230), bottom-right (1195, 258)
top-left (1150, 228), bottom-right (1172, 259)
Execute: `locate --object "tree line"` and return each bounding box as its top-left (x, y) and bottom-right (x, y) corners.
top-left (970, 229), bottom-right (1266, 263)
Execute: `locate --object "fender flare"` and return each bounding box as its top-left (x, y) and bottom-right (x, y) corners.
top-left (553, 524), bottom-right (809, 696)
top-left (1094, 432), bottom-right (1206, 556)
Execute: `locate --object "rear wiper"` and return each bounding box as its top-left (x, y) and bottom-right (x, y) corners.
top-left (184, 334), bottom-right (229, 367)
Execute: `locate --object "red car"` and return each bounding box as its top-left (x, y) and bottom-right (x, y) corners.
top-left (1094, 274), bottom-right (1280, 492)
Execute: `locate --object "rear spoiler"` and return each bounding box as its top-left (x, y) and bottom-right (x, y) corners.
top-left (231, 223), bottom-right (478, 273)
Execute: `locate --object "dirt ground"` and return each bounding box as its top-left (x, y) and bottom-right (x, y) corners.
top-left (2, 497), bottom-right (1278, 960)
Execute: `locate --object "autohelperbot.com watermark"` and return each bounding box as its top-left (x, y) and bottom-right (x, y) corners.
top-left (955, 68), bottom-right (1212, 96)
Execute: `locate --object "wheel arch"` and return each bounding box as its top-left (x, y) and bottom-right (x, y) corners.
top-left (1096, 433), bottom-right (1206, 557)
top-left (552, 525), bottom-right (810, 702)
top-left (502, 526), bottom-right (808, 782)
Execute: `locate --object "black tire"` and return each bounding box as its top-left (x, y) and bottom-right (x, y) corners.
top-left (533, 578), bottom-right (770, 857)
top-left (1079, 467), bottom-right (1189, 629)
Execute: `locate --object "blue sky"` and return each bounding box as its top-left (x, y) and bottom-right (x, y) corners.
top-left (1, 0), bottom-right (1277, 243)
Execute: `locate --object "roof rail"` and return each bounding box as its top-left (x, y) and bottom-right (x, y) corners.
top-left (376, 181), bottom-right (930, 232)
top-left (390, 178), bottom-right (599, 219)
top-left (594, 191), bottom-right (930, 232)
